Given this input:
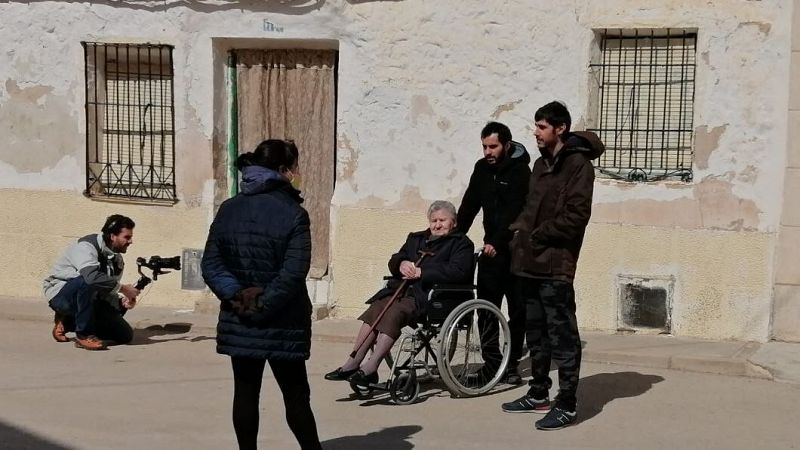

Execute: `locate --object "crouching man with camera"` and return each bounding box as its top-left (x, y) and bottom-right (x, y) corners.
top-left (43, 214), bottom-right (140, 350)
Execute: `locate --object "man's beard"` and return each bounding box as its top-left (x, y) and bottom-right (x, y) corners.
top-left (485, 153), bottom-right (505, 165)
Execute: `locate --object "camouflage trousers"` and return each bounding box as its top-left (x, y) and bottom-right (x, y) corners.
top-left (517, 278), bottom-right (581, 410)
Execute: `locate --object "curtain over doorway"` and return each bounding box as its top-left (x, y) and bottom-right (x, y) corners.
top-left (235, 48), bottom-right (336, 278)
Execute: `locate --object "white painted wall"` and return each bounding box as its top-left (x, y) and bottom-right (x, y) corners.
top-left (0, 1), bottom-right (791, 224)
top-left (0, 0), bottom-right (794, 339)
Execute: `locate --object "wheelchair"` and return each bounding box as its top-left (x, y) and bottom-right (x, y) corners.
top-left (349, 253), bottom-right (511, 405)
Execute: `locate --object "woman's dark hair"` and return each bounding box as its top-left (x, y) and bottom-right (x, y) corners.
top-left (101, 214), bottom-right (135, 240)
top-left (236, 139), bottom-right (299, 172)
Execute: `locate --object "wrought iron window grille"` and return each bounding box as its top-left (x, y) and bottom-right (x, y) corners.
top-left (588, 29), bottom-right (697, 183)
top-left (82, 42), bottom-right (177, 202)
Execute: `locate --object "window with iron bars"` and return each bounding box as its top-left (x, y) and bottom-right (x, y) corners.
top-left (83, 42), bottom-right (176, 202)
top-left (588, 29), bottom-right (697, 182)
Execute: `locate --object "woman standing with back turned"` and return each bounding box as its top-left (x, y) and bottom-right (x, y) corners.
top-left (201, 139), bottom-right (322, 450)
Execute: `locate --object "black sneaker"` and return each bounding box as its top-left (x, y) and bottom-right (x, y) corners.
top-left (535, 406), bottom-right (577, 430)
top-left (501, 395), bottom-right (551, 414)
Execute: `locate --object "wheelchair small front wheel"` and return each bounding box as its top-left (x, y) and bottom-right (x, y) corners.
top-left (437, 298), bottom-right (511, 397)
top-left (389, 372), bottom-right (420, 405)
top-left (349, 381), bottom-right (374, 399)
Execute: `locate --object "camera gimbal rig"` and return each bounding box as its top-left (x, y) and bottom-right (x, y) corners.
top-left (134, 256), bottom-right (182, 290)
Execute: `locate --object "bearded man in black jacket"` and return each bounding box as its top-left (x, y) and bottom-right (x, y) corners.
top-left (456, 121), bottom-right (531, 384)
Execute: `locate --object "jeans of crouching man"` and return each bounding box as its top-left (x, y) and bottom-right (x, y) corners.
top-left (49, 276), bottom-right (133, 344)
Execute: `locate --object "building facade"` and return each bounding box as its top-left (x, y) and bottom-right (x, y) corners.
top-left (1, 0), bottom-right (798, 342)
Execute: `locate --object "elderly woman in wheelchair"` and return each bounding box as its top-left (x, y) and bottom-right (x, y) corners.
top-left (325, 200), bottom-right (512, 403)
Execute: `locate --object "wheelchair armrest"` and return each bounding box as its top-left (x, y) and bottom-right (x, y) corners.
top-left (383, 276), bottom-right (395, 280)
top-left (430, 283), bottom-right (477, 292)
top-left (428, 284), bottom-right (476, 302)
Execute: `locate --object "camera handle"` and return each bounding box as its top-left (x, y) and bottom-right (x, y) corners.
top-left (135, 275), bottom-right (152, 291)
top-left (134, 256), bottom-right (179, 291)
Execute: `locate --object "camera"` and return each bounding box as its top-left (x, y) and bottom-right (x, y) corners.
top-left (134, 255), bottom-right (181, 290)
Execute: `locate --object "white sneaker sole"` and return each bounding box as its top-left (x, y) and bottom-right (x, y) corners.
top-left (502, 407), bottom-right (551, 414)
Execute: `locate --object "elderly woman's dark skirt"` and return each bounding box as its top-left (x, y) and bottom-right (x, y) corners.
top-left (358, 293), bottom-right (418, 340)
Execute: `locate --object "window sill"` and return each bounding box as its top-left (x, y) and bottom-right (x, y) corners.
top-left (83, 193), bottom-right (178, 207)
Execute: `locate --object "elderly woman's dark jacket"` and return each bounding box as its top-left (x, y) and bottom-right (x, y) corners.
top-left (201, 166), bottom-right (312, 361)
top-left (368, 229), bottom-right (475, 314)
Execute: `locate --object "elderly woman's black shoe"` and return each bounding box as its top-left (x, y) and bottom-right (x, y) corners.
top-left (348, 370), bottom-right (379, 387)
top-left (324, 367), bottom-right (358, 381)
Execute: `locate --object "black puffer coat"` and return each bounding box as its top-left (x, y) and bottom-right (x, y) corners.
top-left (201, 166), bottom-right (312, 360)
top-left (367, 230), bottom-right (475, 315)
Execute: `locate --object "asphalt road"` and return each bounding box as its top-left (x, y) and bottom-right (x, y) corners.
top-left (1, 318), bottom-right (798, 450)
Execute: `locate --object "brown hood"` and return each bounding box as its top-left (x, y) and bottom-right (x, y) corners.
top-left (564, 131), bottom-right (605, 160)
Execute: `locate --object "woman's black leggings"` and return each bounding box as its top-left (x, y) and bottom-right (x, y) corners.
top-left (231, 357), bottom-right (322, 450)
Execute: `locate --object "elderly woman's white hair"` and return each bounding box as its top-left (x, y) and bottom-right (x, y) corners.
top-left (427, 200), bottom-right (457, 221)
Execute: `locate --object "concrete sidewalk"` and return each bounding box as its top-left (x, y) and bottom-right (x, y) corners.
top-left (5, 295), bottom-right (799, 384)
top-left (4, 314), bottom-right (800, 450)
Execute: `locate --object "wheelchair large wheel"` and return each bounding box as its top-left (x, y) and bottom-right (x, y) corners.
top-left (437, 299), bottom-right (510, 397)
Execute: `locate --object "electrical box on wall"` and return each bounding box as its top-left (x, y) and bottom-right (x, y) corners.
top-left (181, 249), bottom-right (205, 290)
top-left (617, 275), bottom-right (674, 334)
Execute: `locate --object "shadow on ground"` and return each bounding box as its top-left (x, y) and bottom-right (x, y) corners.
top-left (128, 323), bottom-right (214, 346)
top-left (516, 357), bottom-right (664, 424)
top-left (577, 371), bottom-right (665, 423)
top-left (323, 425), bottom-right (421, 450)
top-left (333, 371), bottom-right (524, 407)
top-left (0, 420), bottom-right (74, 450)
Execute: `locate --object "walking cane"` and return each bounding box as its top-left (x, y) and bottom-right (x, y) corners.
top-left (349, 249), bottom-right (435, 358)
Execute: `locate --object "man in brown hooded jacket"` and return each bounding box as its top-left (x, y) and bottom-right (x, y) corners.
top-left (500, 101), bottom-right (605, 431)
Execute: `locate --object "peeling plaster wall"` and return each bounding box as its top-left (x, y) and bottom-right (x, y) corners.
top-left (333, 207), bottom-right (774, 341)
top-left (578, 224), bottom-right (774, 341)
top-left (329, 0), bottom-right (791, 341)
top-left (771, 0), bottom-right (800, 342)
top-left (0, 0), bottom-right (792, 338)
top-left (0, 190), bottom-right (212, 308)
top-left (328, 0), bottom-right (789, 341)
top-left (332, 1), bottom-right (791, 235)
top-left (0, 1), bottom-right (216, 198)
